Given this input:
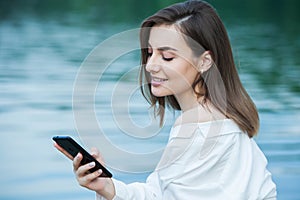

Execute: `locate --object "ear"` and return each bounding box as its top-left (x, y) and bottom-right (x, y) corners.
top-left (197, 51), bottom-right (213, 73)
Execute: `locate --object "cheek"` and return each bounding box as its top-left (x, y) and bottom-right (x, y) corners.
top-left (166, 62), bottom-right (198, 85)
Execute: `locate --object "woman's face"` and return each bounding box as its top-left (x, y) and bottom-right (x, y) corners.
top-left (145, 24), bottom-right (199, 100)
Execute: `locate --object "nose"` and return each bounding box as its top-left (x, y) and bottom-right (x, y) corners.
top-left (145, 54), bottom-right (160, 73)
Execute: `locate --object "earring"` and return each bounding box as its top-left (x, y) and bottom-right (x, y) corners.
top-left (200, 69), bottom-right (204, 74)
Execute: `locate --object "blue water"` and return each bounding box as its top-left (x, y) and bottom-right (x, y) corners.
top-left (0, 17), bottom-right (299, 200)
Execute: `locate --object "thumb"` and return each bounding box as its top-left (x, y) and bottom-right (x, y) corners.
top-left (90, 147), bottom-right (105, 165)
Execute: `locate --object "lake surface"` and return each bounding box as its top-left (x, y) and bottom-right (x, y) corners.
top-left (0, 1), bottom-right (300, 199)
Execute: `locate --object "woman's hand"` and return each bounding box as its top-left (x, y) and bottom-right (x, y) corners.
top-left (53, 141), bottom-right (73, 160)
top-left (53, 143), bottom-right (115, 200)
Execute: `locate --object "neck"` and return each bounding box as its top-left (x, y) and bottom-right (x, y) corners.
top-left (175, 90), bottom-right (201, 112)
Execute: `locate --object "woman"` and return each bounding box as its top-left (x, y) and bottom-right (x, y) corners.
top-left (55, 0), bottom-right (277, 199)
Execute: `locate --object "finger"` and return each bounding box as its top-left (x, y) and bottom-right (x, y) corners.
top-left (73, 153), bottom-right (83, 171)
top-left (76, 161), bottom-right (97, 177)
top-left (53, 142), bottom-right (73, 160)
top-left (90, 147), bottom-right (99, 157)
top-left (78, 169), bottom-right (103, 187)
top-left (90, 147), bottom-right (105, 165)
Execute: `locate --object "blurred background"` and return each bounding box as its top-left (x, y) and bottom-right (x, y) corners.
top-left (0, 0), bottom-right (299, 199)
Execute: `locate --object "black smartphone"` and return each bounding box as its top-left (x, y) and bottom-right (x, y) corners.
top-left (52, 135), bottom-right (112, 178)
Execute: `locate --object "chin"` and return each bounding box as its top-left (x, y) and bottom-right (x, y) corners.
top-left (151, 87), bottom-right (172, 97)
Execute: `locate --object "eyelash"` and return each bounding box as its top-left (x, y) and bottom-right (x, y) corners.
top-left (163, 57), bottom-right (174, 61)
top-left (147, 52), bottom-right (174, 62)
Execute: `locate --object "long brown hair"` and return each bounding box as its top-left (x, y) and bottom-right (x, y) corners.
top-left (139, 0), bottom-right (259, 137)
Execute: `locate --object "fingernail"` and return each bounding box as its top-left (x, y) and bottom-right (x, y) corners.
top-left (98, 169), bottom-right (102, 175)
top-left (89, 162), bottom-right (95, 167)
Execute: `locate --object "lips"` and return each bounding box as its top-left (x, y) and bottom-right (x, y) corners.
top-left (151, 76), bottom-right (168, 87)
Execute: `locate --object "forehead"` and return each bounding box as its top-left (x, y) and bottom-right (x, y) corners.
top-left (148, 25), bottom-right (191, 53)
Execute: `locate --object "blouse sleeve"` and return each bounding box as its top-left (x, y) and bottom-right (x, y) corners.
top-left (95, 124), bottom-right (201, 200)
top-left (96, 171), bottom-right (162, 200)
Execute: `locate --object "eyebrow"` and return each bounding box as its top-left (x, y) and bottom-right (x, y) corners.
top-left (158, 46), bottom-right (178, 52)
top-left (148, 43), bottom-right (178, 52)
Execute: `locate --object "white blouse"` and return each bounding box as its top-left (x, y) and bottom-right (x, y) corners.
top-left (97, 119), bottom-right (277, 200)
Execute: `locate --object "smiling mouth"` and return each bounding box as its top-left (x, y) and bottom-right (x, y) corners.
top-left (151, 77), bottom-right (168, 87)
top-left (152, 77), bottom-right (167, 82)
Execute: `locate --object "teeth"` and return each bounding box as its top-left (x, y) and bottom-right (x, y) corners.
top-left (152, 77), bottom-right (167, 82)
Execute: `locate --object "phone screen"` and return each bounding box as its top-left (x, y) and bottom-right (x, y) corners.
top-left (53, 136), bottom-right (112, 178)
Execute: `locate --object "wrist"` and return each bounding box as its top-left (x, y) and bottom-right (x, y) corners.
top-left (96, 178), bottom-right (116, 200)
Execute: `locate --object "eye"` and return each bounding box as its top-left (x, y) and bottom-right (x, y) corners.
top-left (163, 56), bottom-right (174, 61)
top-left (147, 48), bottom-right (153, 57)
top-left (162, 52), bottom-right (174, 61)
